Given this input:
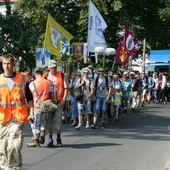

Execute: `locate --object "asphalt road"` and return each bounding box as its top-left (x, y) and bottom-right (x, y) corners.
top-left (22, 102), bottom-right (170, 170)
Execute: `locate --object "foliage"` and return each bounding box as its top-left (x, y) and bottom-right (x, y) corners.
top-left (0, 0), bottom-right (169, 71)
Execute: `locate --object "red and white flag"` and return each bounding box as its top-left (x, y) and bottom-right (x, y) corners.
top-left (122, 27), bottom-right (138, 57)
top-left (115, 43), bottom-right (130, 66)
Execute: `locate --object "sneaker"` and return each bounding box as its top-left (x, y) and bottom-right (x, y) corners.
top-left (85, 123), bottom-right (90, 129)
top-left (91, 124), bottom-right (96, 130)
top-left (40, 131), bottom-right (45, 144)
top-left (71, 121), bottom-right (77, 127)
top-left (27, 140), bottom-right (40, 147)
top-left (101, 123), bottom-right (106, 129)
top-left (57, 138), bottom-right (63, 147)
top-left (47, 139), bottom-right (53, 147)
top-left (75, 124), bottom-right (82, 130)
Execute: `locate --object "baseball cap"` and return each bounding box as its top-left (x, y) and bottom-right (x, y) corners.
top-left (48, 59), bottom-right (57, 68)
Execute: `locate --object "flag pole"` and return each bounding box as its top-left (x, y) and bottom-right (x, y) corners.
top-left (128, 55), bottom-right (132, 72)
top-left (111, 56), bottom-right (116, 71)
top-left (77, 60), bottom-right (80, 70)
top-left (65, 61), bottom-right (69, 124)
top-left (142, 38), bottom-right (146, 73)
top-left (103, 53), bottom-right (106, 68)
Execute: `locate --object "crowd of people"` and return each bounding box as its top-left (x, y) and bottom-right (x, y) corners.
top-left (0, 53), bottom-right (169, 170)
top-left (67, 65), bottom-right (170, 129)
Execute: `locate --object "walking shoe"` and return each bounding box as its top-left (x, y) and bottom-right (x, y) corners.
top-left (56, 138), bottom-right (63, 147)
top-left (85, 123), bottom-right (90, 129)
top-left (27, 140), bottom-right (40, 147)
top-left (47, 139), bottom-right (53, 147)
top-left (124, 107), bottom-right (127, 113)
top-left (75, 124), bottom-right (82, 130)
top-left (40, 131), bottom-right (45, 144)
top-left (91, 124), bottom-right (96, 129)
top-left (107, 118), bottom-right (111, 125)
top-left (71, 121), bottom-right (77, 127)
top-left (101, 123), bottom-right (106, 129)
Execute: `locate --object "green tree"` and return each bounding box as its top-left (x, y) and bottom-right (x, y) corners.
top-left (1, 0), bottom-right (169, 71)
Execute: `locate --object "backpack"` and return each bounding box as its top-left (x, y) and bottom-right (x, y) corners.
top-left (73, 79), bottom-right (84, 101)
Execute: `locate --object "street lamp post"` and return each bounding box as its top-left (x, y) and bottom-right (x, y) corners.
top-left (95, 47), bottom-right (116, 68)
top-left (95, 46), bottom-right (105, 66)
top-left (105, 48), bottom-right (116, 71)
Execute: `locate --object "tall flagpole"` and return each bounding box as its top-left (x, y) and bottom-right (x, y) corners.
top-left (128, 55), bottom-right (132, 72)
top-left (142, 38), bottom-right (146, 73)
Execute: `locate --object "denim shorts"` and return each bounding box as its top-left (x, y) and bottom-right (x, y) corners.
top-left (77, 100), bottom-right (92, 115)
top-left (95, 97), bottom-right (107, 114)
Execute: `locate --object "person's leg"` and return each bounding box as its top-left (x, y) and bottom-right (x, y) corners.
top-left (123, 96), bottom-right (128, 113)
top-left (85, 100), bottom-right (92, 128)
top-left (91, 98), bottom-right (101, 129)
top-left (27, 108), bottom-right (41, 147)
top-left (75, 102), bottom-right (84, 130)
top-left (71, 97), bottom-right (78, 126)
top-left (115, 105), bottom-right (120, 121)
top-left (101, 98), bottom-right (107, 127)
top-left (6, 122), bottom-right (24, 170)
top-left (131, 92), bottom-right (137, 110)
top-left (39, 111), bottom-right (48, 144)
top-left (0, 123), bottom-right (9, 169)
top-left (107, 102), bottom-right (112, 125)
top-left (46, 111), bottom-right (55, 147)
top-left (54, 107), bottom-right (63, 146)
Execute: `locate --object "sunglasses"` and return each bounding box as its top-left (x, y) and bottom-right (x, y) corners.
top-left (99, 70), bottom-right (104, 72)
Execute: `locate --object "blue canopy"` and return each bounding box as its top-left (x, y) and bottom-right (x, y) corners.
top-left (150, 50), bottom-right (170, 63)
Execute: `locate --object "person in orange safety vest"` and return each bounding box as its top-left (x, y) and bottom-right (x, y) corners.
top-left (27, 67), bottom-right (53, 147)
top-left (45, 59), bottom-right (68, 147)
top-left (0, 54), bottom-right (34, 170)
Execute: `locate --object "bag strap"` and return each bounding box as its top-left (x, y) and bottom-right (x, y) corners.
top-left (21, 73), bottom-right (26, 99)
top-left (32, 81), bottom-right (39, 96)
top-left (32, 81), bottom-right (44, 103)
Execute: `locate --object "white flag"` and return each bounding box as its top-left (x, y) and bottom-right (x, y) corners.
top-left (87, 0), bottom-right (107, 56)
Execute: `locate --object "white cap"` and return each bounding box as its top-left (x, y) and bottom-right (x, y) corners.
top-left (48, 59), bottom-right (57, 68)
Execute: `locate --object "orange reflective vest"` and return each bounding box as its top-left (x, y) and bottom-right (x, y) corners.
top-left (0, 72), bottom-right (28, 123)
top-left (31, 78), bottom-right (50, 108)
top-left (48, 71), bottom-right (64, 102)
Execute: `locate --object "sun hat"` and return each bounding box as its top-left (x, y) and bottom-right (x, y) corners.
top-left (82, 67), bottom-right (91, 74)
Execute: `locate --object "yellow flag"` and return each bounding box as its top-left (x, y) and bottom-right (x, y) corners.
top-left (43, 14), bottom-right (73, 58)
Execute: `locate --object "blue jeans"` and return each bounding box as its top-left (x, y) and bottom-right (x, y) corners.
top-left (95, 97), bottom-right (107, 115)
top-left (70, 96), bottom-right (78, 120)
